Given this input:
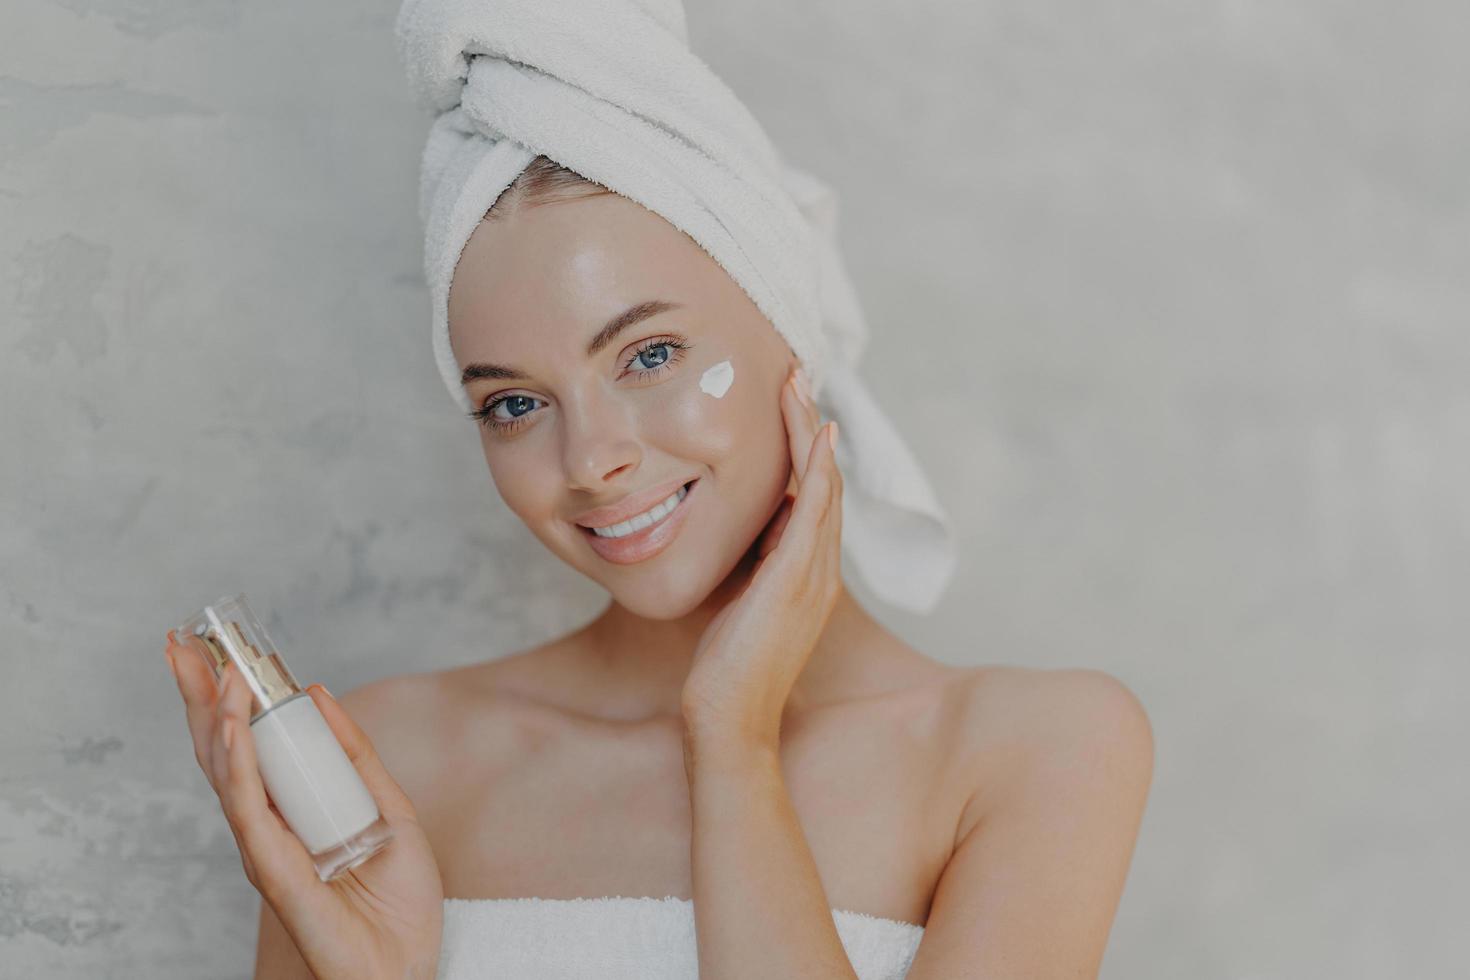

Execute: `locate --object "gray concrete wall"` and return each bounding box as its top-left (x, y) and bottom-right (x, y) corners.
top-left (3, 1), bottom-right (1464, 977)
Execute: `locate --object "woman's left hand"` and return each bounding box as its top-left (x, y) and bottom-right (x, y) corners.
top-left (680, 364), bottom-right (842, 748)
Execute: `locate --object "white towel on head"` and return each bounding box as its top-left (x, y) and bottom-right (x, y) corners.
top-left (394, 0), bottom-right (958, 613)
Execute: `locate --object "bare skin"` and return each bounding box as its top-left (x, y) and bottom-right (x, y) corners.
top-left (334, 597), bottom-right (973, 921)
top-left (168, 189), bottom-right (1152, 979)
top-left (252, 637), bottom-right (1150, 978)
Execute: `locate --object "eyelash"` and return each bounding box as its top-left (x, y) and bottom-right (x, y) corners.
top-left (466, 334), bottom-right (694, 433)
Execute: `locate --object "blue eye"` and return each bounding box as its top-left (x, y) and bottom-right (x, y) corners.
top-left (467, 334), bottom-right (694, 434)
top-left (467, 393), bottom-right (542, 433)
top-left (622, 335), bottom-right (692, 377)
top-left (636, 345), bottom-right (670, 369)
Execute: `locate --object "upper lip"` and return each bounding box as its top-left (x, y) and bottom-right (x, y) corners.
top-left (570, 476), bottom-right (695, 529)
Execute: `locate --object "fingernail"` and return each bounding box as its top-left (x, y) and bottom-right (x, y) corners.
top-left (794, 366), bottom-right (811, 402)
top-left (827, 421), bottom-right (839, 450)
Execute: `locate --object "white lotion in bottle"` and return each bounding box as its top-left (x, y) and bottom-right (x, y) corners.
top-left (177, 593), bottom-right (393, 881)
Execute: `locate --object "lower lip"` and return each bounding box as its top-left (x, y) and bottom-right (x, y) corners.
top-left (579, 479), bottom-right (699, 565)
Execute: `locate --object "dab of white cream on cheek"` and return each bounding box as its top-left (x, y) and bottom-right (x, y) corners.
top-left (699, 359), bottom-right (735, 398)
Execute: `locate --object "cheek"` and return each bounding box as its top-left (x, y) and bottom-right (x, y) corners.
top-left (485, 451), bottom-right (552, 523)
top-left (698, 359), bottom-right (735, 398)
top-left (638, 358), bottom-right (769, 460)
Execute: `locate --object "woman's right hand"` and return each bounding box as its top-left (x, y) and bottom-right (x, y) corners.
top-left (165, 631), bottom-right (445, 980)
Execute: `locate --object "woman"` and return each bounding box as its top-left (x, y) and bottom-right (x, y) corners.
top-left (164, 1), bottom-right (1153, 975)
top-left (164, 158), bottom-right (1153, 979)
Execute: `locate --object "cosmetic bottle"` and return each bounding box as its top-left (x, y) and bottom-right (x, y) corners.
top-left (176, 593), bottom-right (393, 881)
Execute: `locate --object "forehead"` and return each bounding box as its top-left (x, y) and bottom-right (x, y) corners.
top-left (448, 192), bottom-right (731, 361)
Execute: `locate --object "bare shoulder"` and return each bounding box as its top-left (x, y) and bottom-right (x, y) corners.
top-left (333, 663), bottom-right (471, 750)
top-left (949, 666), bottom-right (1155, 838)
top-left (335, 633), bottom-right (575, 729)
top-left (332, 665), bottom-right (464, 803)
top-left (331, 643), bottom-right (565, 807)
top-left (334, 666), bottom-right (447, 729)
top-left (957, 665), bottom-right (1153, 748)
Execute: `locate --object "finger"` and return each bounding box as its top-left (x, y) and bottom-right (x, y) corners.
top-left (819, 423), bottom-right (844, 582)
top-left (794, 366), bottom-right (823, 464)
top-left (215, 673), bottom-right (320, 903)
top-left (755, 492), bottom-right (795, 560)
top-left (209, 662), bottom-right (243, 794)
top-left (796, 365), bottom-right (821, 428)
top-left (805, 420), bottom-right (840, 523)
top-left (782, 367), bottom-right (819, 485)
top-left (804, 421), bottom-right (844, 603)
top-left (762, 421), bottom-right (840, 582)
top-left (168, 633), bottom-right (225, 788)
top-left (168, 633), bottom-right (221, 738)
top-left (308, 685), bottom-right (417, 824)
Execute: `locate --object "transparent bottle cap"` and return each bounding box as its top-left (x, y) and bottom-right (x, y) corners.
top-left (175, 593), bottom-right (302, 720)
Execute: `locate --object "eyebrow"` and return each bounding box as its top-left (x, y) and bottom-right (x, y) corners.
top-left (459, 299), bottom-right (683, 387)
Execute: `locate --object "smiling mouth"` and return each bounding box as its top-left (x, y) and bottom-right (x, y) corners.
top-left (579, 480), bottom-right (696, 539)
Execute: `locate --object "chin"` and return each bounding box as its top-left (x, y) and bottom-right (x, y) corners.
top-left (585, 522), bottom-right (753, 620)
top-left (604, 570), bottom-right (725, 620)
top-left (567, 479), bottom-right (781, 619)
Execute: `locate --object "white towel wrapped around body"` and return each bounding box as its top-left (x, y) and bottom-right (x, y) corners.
top-left (393, 0), bottom-right (957, 613)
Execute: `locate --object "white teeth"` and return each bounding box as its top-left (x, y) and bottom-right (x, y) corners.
top-left (589, 484), bottom-right (688, 538)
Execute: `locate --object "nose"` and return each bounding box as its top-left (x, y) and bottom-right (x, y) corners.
top-left (560, 389), bottom-right (643, 492)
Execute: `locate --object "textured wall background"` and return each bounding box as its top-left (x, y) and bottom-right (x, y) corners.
top-left (3, 1), bottom-right (1465, 977)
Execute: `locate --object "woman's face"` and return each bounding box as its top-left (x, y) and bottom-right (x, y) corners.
top-left (447, 191), bottom-right (797, 619)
